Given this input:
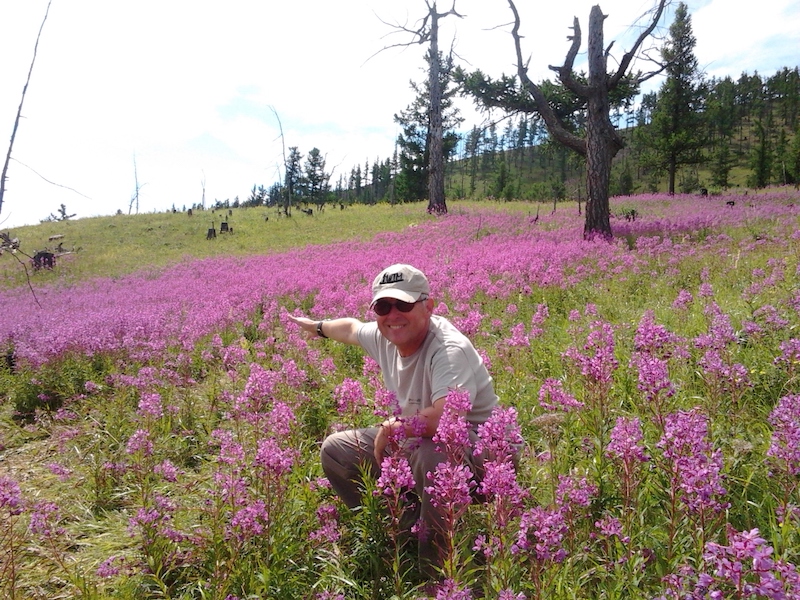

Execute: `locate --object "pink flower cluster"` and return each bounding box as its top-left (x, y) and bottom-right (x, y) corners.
top-left (767, 394), bottom-right (800, 476)
top-left (658, 408), bottom-right (728, 515)
top-left (658, 526), bottom-right (800, 599)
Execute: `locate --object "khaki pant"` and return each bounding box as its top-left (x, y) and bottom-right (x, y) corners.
top-left (320, 426), bottom-right (487, 569)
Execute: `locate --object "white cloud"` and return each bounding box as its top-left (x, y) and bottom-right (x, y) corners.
top-left (693, 0), bottom-right (800, 79)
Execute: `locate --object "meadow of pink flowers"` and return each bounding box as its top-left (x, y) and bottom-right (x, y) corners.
top-left (1, 191), bottom-right (800, 599)
top-left (2, 192), bottom-right (797, 368)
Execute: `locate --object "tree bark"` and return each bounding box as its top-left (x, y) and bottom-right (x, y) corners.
top-left (428, 7), bottom-right (447, 214)
top-left (583, 5), bottom-right (622, 239)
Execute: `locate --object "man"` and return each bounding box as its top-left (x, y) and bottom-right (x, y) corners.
top-left (287, 263), bottom-right (499, 568)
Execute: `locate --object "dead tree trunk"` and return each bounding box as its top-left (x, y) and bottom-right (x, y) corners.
top-left (583, 6), bottom-right (621, 239)
top-left (427, 8), bottom-right (447, 215)
top-left (0, 0), bottom-right (53, 217)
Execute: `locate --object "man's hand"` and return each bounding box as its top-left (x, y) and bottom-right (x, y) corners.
top-left (374, 419), bottom-right (400, 463)
top-left (286, 314), bottom-right (318, 339)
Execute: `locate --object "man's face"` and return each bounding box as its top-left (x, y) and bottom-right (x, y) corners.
top-left (375, 297), bottom-right (433, 357)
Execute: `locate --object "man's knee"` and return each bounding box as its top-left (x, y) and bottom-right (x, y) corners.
top-left (320, 429), bottom-right (378, 474)
top-left (320, 435), bottom-right (335, 471)
top-left (320, 431), bottom-right (350, 473)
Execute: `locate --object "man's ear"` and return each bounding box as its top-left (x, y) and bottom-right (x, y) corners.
top-left (424, 297), bottom-right (435, 313)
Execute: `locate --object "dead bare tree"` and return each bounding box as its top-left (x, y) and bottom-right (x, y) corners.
top-left (128, 154), bottom-right (145, 215)
top-left (269, 106), bottom-right (293, 217)
top-left (0, 0), bottom-right (54, 218)
top-left (200, 170), bottom-right (206, 210)
top-left (506, 0), bottom-right (668, 239)
top-left (378, 1), bottom-right (463, 215)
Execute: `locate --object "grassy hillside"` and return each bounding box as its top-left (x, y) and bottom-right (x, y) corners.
top-left (443, 119), bottom-right (794, 201)
top-left (0, 202), bottom-right (454, 289)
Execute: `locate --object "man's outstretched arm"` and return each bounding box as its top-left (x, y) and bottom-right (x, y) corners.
top-left (286, 314), bottom-right (363, 346)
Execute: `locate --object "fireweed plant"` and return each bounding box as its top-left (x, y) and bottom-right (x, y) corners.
top-left (1, 192), bottom-right (800, 598)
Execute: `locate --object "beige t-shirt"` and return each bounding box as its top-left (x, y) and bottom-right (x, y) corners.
top-left (357, 315), bottom-right (498, 425)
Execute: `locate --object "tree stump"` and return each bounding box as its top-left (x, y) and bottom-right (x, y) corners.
top-left (32, 251), bottom-right (56, 270)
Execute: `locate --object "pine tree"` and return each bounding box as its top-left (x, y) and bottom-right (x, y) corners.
top-left (748, 120), bottom-right (773, 188)
top-left (284, 147), bottom-right (303, 215)
top-left (789, 124), bottom-right (800, 184)
top-left (393, 54), bottom-right (462, 205)
top-left (303, 148), bottom-right (329, 209)
top-left (646, 2), bottom-right (707, 193)
top-left (709, 140), bottom-right (734, 189)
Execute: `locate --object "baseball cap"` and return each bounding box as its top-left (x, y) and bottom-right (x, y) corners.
top-left (371, 264), bottom-right (430, 305)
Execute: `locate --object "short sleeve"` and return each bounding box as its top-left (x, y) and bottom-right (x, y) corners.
top-left (429, 344), bottom-right (479, 404)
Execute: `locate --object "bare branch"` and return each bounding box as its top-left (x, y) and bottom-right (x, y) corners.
top-left (1, 0), bottom-right (54, 217)
top-left (10, 158), bottom-right (92, 200)
top-left (363, 10), bottom-right (432, 65)
top-left (506, 0), bottom-right (586, 156)
top-left (549, 16), bottom-right (591, 97)
top-left (609, 0), bottom-right (669, 87)
top-left (442, 0), bottom-right (465, 19)
top-left (0, 232), bottom-right (41, 309)
top-left (366, 1), bottom-right (465, 63)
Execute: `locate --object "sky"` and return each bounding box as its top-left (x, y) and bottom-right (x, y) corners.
top-left (0, 0), bottom-right (798, 229)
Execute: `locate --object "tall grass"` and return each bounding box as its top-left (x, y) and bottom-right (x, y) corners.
top-left (1, 191), bottom-right (800, 599)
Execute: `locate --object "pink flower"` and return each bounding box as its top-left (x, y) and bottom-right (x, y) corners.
top-left (433, 578), bottom-right (473, 600)
top-left (0, 476), bottom-right (23, 515)
top-left (376, 454), bottom-right (415, 499)
top-left (229, 500), bottom-right (268, 541)
top-left (426, 462), bottom-right (474, 514)
top-left (775, 339), bottom-right (800, 371)
top-left (254, 438), bottom-right (296, 477)
top-left (767, 394), bottom-right (800, 476)
top-left (595, 515), bottom-right (630, 543)
top-left (504, 322), bottom-right (530, 347)
top-left (607, 417), bottom-right (648, 464)
top-left (267, 402), bottom-right (297, 437)
top-left (476, 405), bottom-right (523, 462)
top-left (95, 555), bottom-right (124, 578)
top-left (563, 320), bottom-right (618, 387)
top-left (433, 388), bottom-right (473, 457)
top-left (211, 429), bottom-right (245, 465)
top-left (47, 462), bottom-right (72, 482)
top-left (513, 506), bottom-right (567, 563)
top-left (333, 378), bottom-right (366, 415)
top-left (154, 459), bottom-right (181, 482)
top-left (530, 303), bottom-right (548, 338)
top-left (538, 378), bottom-right (584, 412)
top-left (672, 289), bottom-right (693, 310)
top-left (309, 503), bottom-right (340, 545)
top-left (479, 460), bottom-right (526, 526)
top-left (137, 392), bottom-right (163, 418)
top-left (372, 385), bottom-right (399, 419)
top-left (125, 428), bottom-right (153, 456)
top-left (555, 474), bottom-right (597, 509)
top-left (658, 408), bottom-right (728, 514)
top-left (29, 501), bottom-right (65, 537)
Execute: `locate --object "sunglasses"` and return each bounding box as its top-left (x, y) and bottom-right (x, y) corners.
top-left (372, 296), bottom-right (427, 316)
